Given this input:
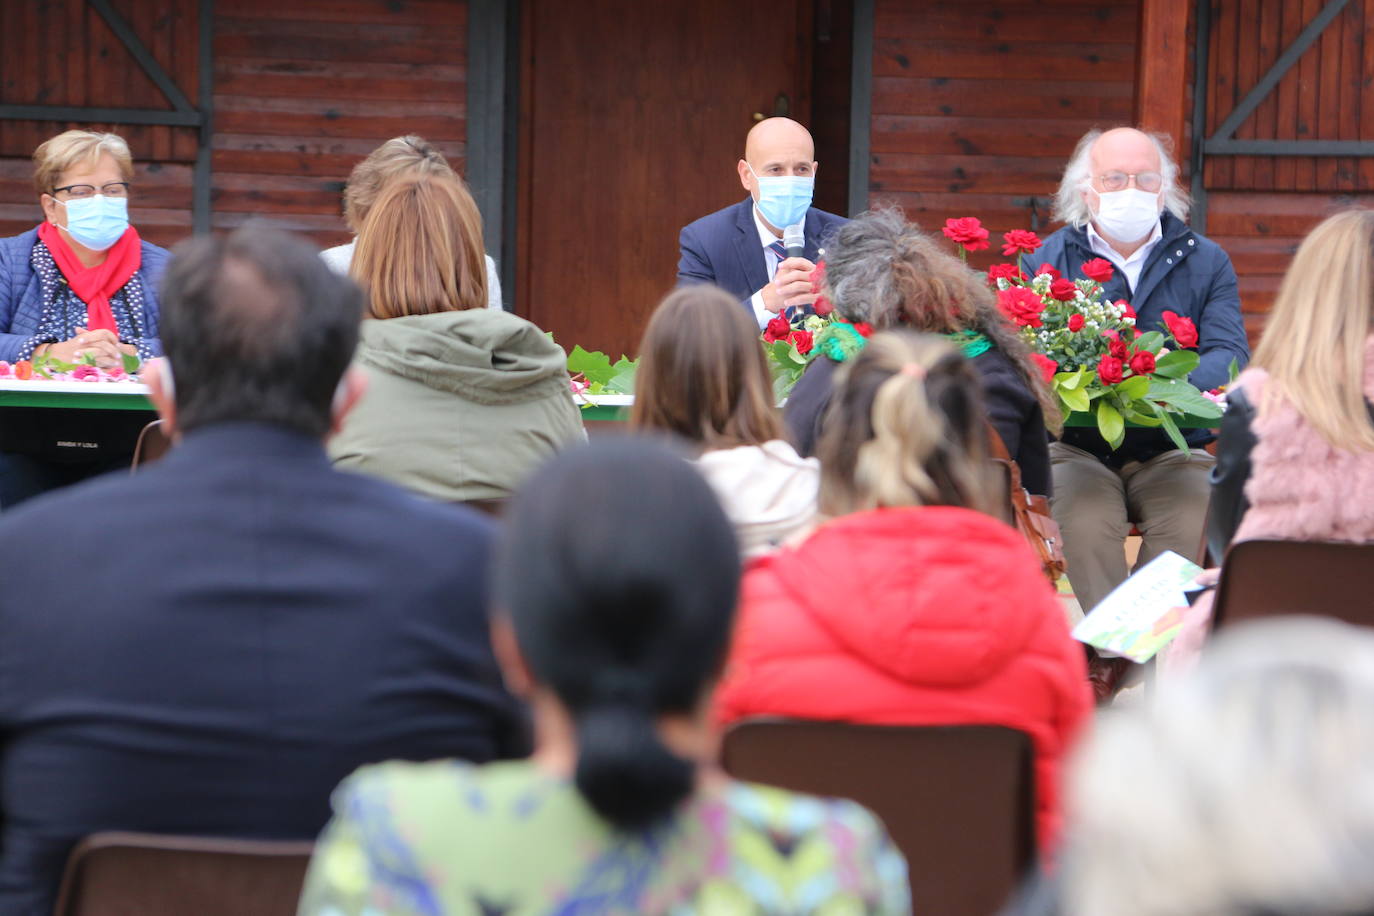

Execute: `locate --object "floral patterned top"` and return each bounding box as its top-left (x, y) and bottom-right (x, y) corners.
top-left (19, 240), bottom-right (156, 362)
top-left (297, 760), bottom-right (911, 916)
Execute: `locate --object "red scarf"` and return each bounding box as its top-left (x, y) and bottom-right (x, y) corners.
top-left (36, 221), bottom-right (142, 335)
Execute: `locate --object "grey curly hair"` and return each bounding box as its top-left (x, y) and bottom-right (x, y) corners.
top-left (820, 208), bottom-right (1061, 433)
top-left (1052, 127), bottom-right (1190, 228)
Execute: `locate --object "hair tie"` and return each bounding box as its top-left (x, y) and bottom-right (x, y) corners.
top-left (591, 669), bottom-right (651, 708)
top-left (899, 363), bottom-right (926, 379)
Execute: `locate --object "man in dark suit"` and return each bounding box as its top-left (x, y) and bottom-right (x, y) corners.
top-left (677, 117), bottom-right (847, 326)
top-left (0, 226), bottom-right (528, 915)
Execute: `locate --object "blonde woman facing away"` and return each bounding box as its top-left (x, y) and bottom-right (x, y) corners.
top-left (715, 331), bottom-right (1092, 857)
top-left (1208, 208), bottom-right (1374, 552)
top-left (321, 135), bottom-right (502, 310)
top-left (328, 174), bottom-right (583, 503)
top-left (632, 284), bottom-right (818, 557)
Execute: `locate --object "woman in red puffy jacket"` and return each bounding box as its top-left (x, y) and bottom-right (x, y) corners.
top-left (714, 330), bottom-right (1093, 856)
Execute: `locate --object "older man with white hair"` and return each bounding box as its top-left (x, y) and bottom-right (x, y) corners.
top-left (1036, 127), bottom-right (1249, 695)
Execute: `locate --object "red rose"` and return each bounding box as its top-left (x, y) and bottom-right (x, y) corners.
top-left (1163, 310), bottom-right (1198, 348)
top-left (1128, 349), bottom-right (1156, 376)
top-left (942, 217), bottom-right (989, 252)
top-left (1097, 353), bottom-right (1124, 385)
top-left (997, 286), bottom-right (1046, 328)
top-left (853, 322), bottom-right (873, 337)
top-left (986, 263), bottom-right (1022, 286)
top-left (763, 314), bottom-right (792, 343)
top-left (1034, 262), bottom-right (1062, 281)
top-left (789, 329), bottom-right (814, 355)
top-left (1001, 230), bottom-right (1042, 257)
top-left (1109, 339), bottom-right (1128, 359)
top-left (1117, 300), bottom-right (1137, 320)
top-left (1049, 278), bottom-right (1078, 301)
top-left (1067, 313), bottom-right (1085, 332)
top-left (71, 365), bottom-right (100, 381)
top-left (1081, 258), bottom-right (1115, 284)
top-left (1030, 353), bottom-right (1058, 385)
top-left (813, 296), bottom-right (834, 317)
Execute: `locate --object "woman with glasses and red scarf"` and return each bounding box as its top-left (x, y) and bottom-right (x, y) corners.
top-left (0, 130), bottom-right (170, 508)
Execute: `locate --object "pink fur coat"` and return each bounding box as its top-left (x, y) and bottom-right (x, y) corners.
top-left (1233, 335), bottom-right (1374, 543)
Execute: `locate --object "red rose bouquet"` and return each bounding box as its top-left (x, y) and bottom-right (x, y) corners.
top-left (949, 218), bottom-right (1222, 450)
top-left (760, 258), bottom-right (871, 401)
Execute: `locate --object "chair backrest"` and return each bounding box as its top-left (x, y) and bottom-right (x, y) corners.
top-left (53, 832), bottom-right (314, 916)
top-left (129, 419), bottom-right (171, 472)
top-left (1213, 539), bottom-right (1374, 628)
top-left (721, 719), bottom-right (1036, 916)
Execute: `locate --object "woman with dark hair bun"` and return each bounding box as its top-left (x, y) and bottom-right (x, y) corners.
top-left (298, 439), bottom-right (911, 915)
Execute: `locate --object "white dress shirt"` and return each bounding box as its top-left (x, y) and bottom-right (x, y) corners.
top-left (747, 205), bottom-right (787, 328)
top-left (1086, 219), bottom-right (1163, 295)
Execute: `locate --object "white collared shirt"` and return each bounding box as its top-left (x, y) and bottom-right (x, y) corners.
top-left (748, 205), bottom-right (786, 328)
top-left (1086, 219), bottom-right (1163, 295)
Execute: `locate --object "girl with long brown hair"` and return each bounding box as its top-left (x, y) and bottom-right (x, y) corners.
top-left (632, 284), bottom-right (819, 556)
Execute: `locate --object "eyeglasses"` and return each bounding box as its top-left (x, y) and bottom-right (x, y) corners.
top-left (1095, 171), bottom-right (1162, 193)
top-left (50, 181), bottom-right (131, 199)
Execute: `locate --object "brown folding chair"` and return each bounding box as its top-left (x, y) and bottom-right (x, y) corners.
top-left (721, 719), bottom-right (1036, 916)
top-left (129, 419), bottom-right (171, 472)
top-left (53, 832), bottom-right (315, 916)
top-left (1212, 539), bottom-right (1374, 629)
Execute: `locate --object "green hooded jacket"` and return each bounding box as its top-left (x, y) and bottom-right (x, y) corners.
top-left (330, 308), bottom-right (585, 502)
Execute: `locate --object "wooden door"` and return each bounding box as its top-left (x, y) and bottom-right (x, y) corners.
top-left (519, 0), bottom-right (810, 358)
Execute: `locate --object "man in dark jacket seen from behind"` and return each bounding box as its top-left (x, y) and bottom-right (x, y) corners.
top-left (0, 226), bottom-right (528, 915)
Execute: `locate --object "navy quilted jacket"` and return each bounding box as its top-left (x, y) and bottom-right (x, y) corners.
top-left (1036, 212), bottom-right (1249, 463)
top-left (0, 227), bottom-right (170, 363)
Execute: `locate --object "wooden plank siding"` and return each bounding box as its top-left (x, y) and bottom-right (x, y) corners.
top-left (211, 0), bottom-right (466, 248)
top-left (1, 0), bottom-right (467, 252)
top-left (866, 0), bottom-right (1140, 270)
top-left (0, 0), bottom-right (200, 244)
top-left (1201, 0), bottom-right (1374, 333)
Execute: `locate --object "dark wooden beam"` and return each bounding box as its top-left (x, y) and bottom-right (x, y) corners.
top-left (1134, 0), bottom-right (1191, 160)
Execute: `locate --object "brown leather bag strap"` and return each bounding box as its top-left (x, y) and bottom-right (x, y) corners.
top-left (985, 422), bottom-right (1031, 513)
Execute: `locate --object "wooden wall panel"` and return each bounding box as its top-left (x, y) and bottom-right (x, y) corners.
top-left (1201, 0), bottom-right (1374, 341)
top-left (1, 0), bottom-right (468, 252)
top-left (867, 0), bottom-right (1139, 266)
top-left (211, 0), bottom-right (467, 248)
top-left (0, 0), bottom-right (199, 245)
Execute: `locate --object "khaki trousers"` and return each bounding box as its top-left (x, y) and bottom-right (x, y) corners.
top-left (1049, 442), bottom-right (1214, 612)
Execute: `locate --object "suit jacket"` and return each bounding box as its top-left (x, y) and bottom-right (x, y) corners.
top-left (0, 422), bottom-right (527, 915)
top-left (677, 197), bottom-right (848, 305)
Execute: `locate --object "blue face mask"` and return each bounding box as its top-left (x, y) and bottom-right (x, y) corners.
top-left (748, 164), bottom-right (814, 230)
top-left (54, 195), bottom-right (130, 251)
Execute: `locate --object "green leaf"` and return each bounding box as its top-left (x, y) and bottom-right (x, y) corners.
top-left (1115, 375), bottom-right (1151, 403)
top-left (1058, 384), bottom-right (1091, 413)
top-left (1132, 331), bottom-right (1165, 354)
top-left (1152, 349), bottom-right (1200, 379)
top-left (566, 345), bottom-right (616, 387)
top-left (1055, 368), bottom-right (1085, 391)
top-left (1096, 401), bottom-right (1125, 449)
top-left (1158, 408), bottom-right (1189, 453)
top-left (1228, 357), bottom-right (1241, 384)
top-left (121, 352), bottom-right (142, 374)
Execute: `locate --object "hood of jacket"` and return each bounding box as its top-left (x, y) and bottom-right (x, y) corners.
top-left (694, 440), bottom-right (820, 556)
top-left (762, 506), bottom-right (1049, 687)
top-left (355, 309), bottom-right (571, 406)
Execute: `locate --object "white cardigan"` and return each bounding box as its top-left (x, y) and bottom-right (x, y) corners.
top-left (695, 440), bottom-right (820, 558)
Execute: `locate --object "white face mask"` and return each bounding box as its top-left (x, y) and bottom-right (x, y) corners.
top-left (1090, 187), bottom-right (1160, 244)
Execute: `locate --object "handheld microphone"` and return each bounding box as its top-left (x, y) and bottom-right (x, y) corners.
top-left (783, 222), bottom-right (805, 260)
